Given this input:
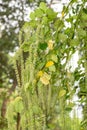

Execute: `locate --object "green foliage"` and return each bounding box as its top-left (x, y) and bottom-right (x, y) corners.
top-left (5, 0), bottom-right (87, 130)
top-left (58, 89), bottom-right (66, 98)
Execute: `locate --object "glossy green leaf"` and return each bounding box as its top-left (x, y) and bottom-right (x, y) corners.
top-left (39, 42), bottom-right (48, 50)
top-left (70, 39), bottom-right (79, 46)
top-left (39, 2), bottom-right (47, 12)
top-left (59, 33), bottom-right (67, 42)
top-left (49, 65), bottom-right (56, 72)
top-left (29, 20), bottom-right (37, 27)
top-left (51, 54), bottom-right (58, 63)
top-left (42, 16), bottom-right (48, 24)
top-left (30, 12), bottom-right (36, 20)
top-left (35, 9), bottom-right (44, 17)
top-left (46, 8), bottom-right (57, 20)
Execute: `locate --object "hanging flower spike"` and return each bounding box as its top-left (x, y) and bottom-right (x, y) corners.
top-left (48, 40), bottom-right (54, 50)
top-left (45, 61), bottom-right (54, 67)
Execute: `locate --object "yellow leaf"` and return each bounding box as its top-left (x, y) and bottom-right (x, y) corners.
top-left (43, 72), bottom-right (51, 80)
top-left (40, 72), bottom-right (51, 85)
top-left (48, 40), bottom-right (54, 50)
top-left (37, 71), bottom-right (43, 77)
top-left (45, 61), bottom-right (54, 67)
top-left (40, 76), bottom-right (49, 85)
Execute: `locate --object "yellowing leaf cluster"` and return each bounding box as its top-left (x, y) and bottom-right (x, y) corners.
top-left (37, 71), bottom-right (43, 77)
top-left (40, 72), bottom-right (51, 85)
top-left (45, 61), bottom-right (54, 67)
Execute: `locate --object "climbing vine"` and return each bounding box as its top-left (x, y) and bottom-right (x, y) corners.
top-left (6, 1), bottom-right (87, 130)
